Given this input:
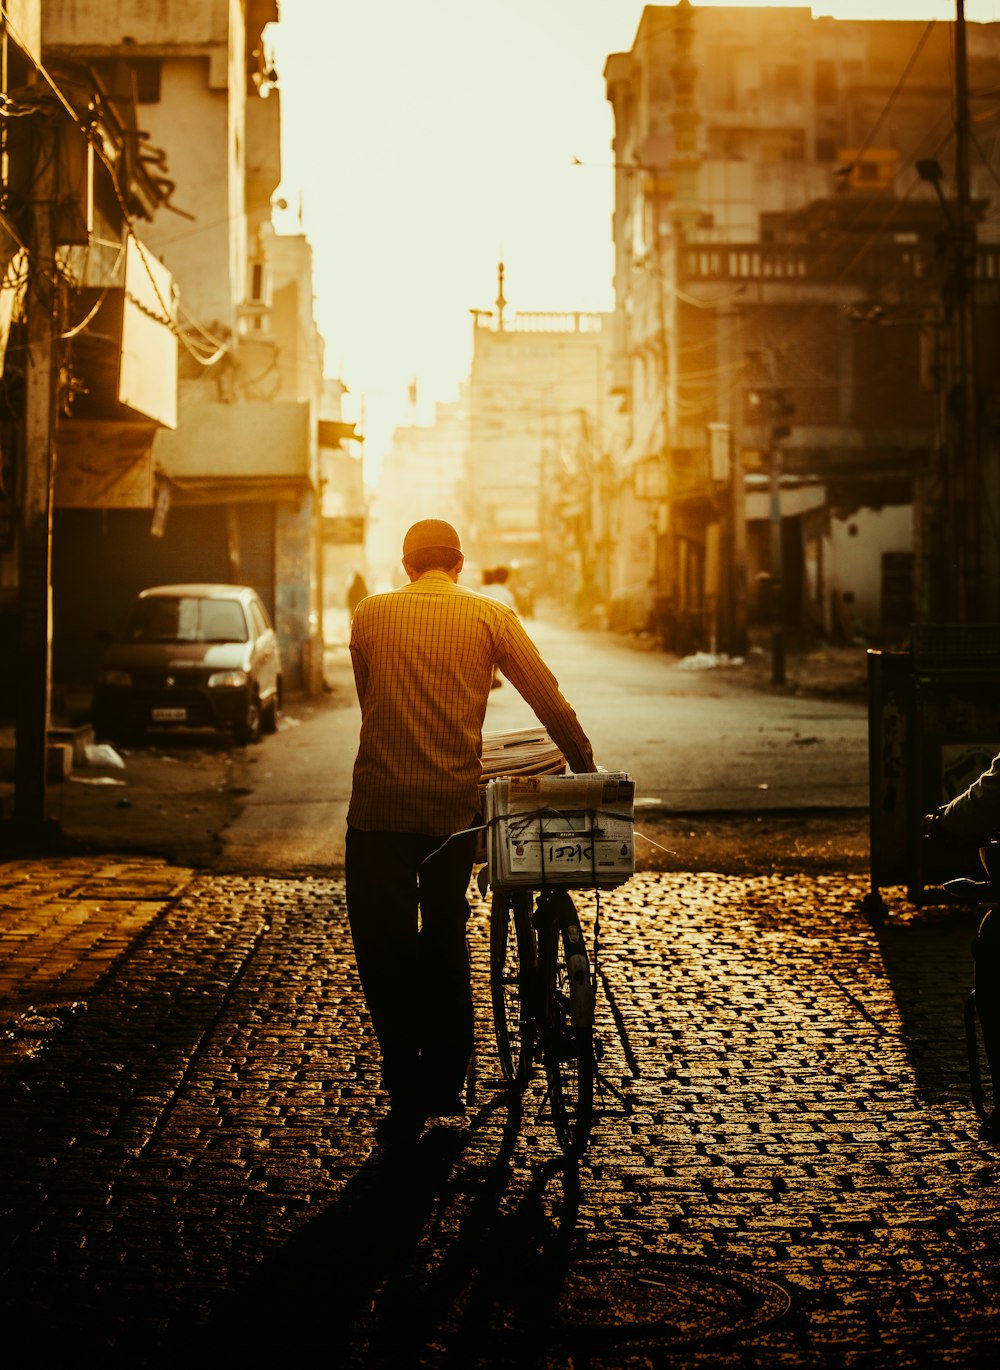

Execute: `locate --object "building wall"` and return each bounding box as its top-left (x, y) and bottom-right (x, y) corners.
top-left (140, 50), bottom-right (241, 336)
top-left (43, 0), bottom-right (252, 334)
top-left (465, 314), bottom-right (611, 597)
top-left (262, 231), bottom-right (325, 411)
top-left (275, 496), bottom-right (319, 693)
top-left (42, 0), bottom-right (328, 696)
top-left (369, 398), bottom-right (469, 590)
top-left (830, 504), bottom-right (914, 640)
top-left (603, 4), bottom-right (1000, 643)
top-left (42, 0), bottom-right (230, 47)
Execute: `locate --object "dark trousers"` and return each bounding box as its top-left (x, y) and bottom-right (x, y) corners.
top-left (345, 825), bottom-right (477, 1110)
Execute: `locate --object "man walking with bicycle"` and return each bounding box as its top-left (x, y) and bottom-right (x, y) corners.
top-left (346, 518), bottom-right (596, 1150)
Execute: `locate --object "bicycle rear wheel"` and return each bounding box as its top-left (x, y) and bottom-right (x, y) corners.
top-left (539, 890), bottom-right (595, 1157)
top-left (490, 888), bottom-right (537, 1087)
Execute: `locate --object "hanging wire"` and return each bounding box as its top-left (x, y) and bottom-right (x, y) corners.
top-left (60, 287), bottom-right (110, 340)
top-left (836, 21), bottom-right (938, 186)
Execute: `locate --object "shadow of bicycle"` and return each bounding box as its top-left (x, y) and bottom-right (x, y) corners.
top-left (874, 898), bottom-right (981, 1105)
top-left (177, 1091), bottom-right (582, 1367)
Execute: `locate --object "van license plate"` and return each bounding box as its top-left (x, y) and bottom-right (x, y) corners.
top-left (152, 708), bottom-right (187, 722)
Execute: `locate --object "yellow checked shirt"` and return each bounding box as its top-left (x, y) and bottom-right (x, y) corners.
top-left (347, 570), bottom-right (596, 834)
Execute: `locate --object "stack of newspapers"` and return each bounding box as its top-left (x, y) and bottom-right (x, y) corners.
top-left (480, 727), bottom-right (566, 781)
top-left (485, 770), bottom-right (635, 891)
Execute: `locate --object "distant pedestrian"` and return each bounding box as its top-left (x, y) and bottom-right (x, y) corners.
top-left (346, 571), bottom-right (368, 621)
top-left (480, 567), bottom-right (517, 687)
top-left (480, 565), bottom-right (517, 611)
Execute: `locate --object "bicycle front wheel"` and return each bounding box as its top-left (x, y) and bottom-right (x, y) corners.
top-left (539, 891), bottom-right (595, 1157)
top-left (490, 888), bottom-right (537, 1087)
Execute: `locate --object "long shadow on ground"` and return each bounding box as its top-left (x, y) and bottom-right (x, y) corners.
top-left (874, 900), bottom-right (982, 1107)
top-left (174, 1098), bottom-right (581, 1367)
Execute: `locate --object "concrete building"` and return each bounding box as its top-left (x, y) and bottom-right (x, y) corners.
top-left (42, 0), bottom-right (330, 697)
top-left (464, 283), bottom-right (613, 617)
top-left (368, 395), bottom-right (469, 591)
top-left (1, 1), bottom-right (182, 816)
top-left (604, 3), bottom-right (1000, 649)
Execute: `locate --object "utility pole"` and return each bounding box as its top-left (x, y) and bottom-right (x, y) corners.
top-left (716, 307), bottom-right (747, 657)
top-left (14, 107), bottom-right (58, 837)
top-left (954, 0), bottom-right (980, 620)
top-left (920, 1), bottom-right (980, 620)
top-left (768, 438), bottom-right (785, 686)
top-left (745, 361), bottom-right (794, 690)
top-left (762, 361), bottom-right (794, 687)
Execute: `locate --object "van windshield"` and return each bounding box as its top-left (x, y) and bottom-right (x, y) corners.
top-left (127, 596), bottom-right (249, 644)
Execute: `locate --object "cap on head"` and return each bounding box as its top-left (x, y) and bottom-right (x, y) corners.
top-left (402, 519), bottom-right (463, 558)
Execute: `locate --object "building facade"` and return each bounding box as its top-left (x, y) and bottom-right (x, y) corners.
top-left (1, 1), bottom-right (185, 816)
top-left (464, 296), bottom-right (612, 618)
top-left (41, 0), bottom-right (331, 697)
top-left (368, 395), bottom-right (469, 591)
top-left (604, 3), bottom-right (1000, 650)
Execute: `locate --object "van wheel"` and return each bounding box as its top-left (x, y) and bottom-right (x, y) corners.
top-left (261, 695), bottom-right (278, 734)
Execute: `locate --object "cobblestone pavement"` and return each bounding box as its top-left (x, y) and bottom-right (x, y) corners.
top-left (1, 857), bottom-right (998, 1367)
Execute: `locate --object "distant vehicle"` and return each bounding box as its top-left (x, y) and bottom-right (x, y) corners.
top-left (92, 583), bottom-right (282, 746)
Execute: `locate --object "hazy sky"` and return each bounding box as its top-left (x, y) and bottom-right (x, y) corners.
top-left (274, 0), bottom-right (1000, 471)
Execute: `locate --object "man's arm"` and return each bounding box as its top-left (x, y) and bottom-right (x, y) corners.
top-left (349, 625), bottom-right (369, 706)
top-left (936, 751), bottom-right (1000, 840)
top-left (495, 618), bottom-right (596, 773)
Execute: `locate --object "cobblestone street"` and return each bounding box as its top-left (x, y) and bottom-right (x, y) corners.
top-left (1, 856), bottom-right (997, 1366)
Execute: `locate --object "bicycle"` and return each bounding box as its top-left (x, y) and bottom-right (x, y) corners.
top-left (939, 834), bottom-right (1000, 1139)
top-left (480, 763), bottom-right (634, 1159)
top-left (490, 882), bottom-right (596, 1157)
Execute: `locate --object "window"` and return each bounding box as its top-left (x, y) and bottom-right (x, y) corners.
top-left (814, 61), bottom-right (837, 105)
top-left (250, 598), bottom-right (270, 638)
top-left (133, 60), bottom-right (162, 103)
top-left (129, 596), bottom-right (249, 644)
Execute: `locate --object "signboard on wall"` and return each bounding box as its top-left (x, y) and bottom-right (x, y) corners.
top-left (119, 237), bottom-right (178, 429)
top-left (54, 420), bottom-right (156, 508)
top-left (323, 516), bottom-right (365, 544)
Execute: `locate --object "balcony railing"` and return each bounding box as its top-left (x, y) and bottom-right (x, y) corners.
top-left (475, 311), bottom-right (606, 334)
top-left (679, 240), bottom-right (1000, 286)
